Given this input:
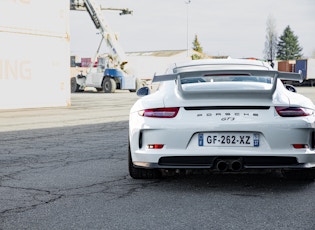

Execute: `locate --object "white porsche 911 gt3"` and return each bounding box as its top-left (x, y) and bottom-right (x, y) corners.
top-left (129, 59), bottom-right (315, 180)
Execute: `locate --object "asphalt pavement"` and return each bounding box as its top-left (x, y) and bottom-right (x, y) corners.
top-left (0, 91), bottom-right (139, 132)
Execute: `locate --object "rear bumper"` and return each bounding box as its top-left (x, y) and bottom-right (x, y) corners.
top-left (133, 155), bottom-right (315, 170)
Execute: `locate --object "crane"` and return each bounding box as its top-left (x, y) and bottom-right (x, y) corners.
top-left (71, 0), bottom-right (139, 93)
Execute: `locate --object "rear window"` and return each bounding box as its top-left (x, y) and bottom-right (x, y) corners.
top-left (180, 75), bottom-right (273, 85)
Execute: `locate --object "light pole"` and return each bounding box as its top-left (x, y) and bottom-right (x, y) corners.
top-left (185, 0), bottom-right (191, 57)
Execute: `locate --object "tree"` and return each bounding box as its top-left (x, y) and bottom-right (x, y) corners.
top-left (277, 25), bottom-right (303, 60)
top-left (263, 15), bottom-right (277, 62)
top-left (191, 34), bottom-right (203, 60)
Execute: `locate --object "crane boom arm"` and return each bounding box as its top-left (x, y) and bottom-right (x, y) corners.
top-left (71, 0), bottom-right (128, 66)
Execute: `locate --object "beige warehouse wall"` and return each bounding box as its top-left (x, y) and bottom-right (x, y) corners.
top-left (0, 0), bottom-right (70, 109)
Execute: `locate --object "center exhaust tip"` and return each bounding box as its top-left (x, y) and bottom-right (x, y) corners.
top-left (216, 160), bottom-right (229, 172)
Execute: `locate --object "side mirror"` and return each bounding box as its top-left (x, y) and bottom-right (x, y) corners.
top-left (137, 87), bottom-right (150, 97)
top-left (285, 84), bottom-right (297, 93)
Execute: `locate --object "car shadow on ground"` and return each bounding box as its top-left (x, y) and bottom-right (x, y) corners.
top-left (146, 171), bottom-right (313, 194)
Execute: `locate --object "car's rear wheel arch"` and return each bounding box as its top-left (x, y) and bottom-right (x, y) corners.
top-left (128, 140), bottom-right (161, 179)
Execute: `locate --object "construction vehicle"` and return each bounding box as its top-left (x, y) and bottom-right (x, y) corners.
top-left (70, 0), bottom-right (139, 93)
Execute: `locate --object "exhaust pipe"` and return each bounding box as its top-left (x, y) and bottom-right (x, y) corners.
top-left (216, 160), bottom-right (229, 172)
top-left (230, 160), bottom-right (243, 172)
top-left (215, 159), bottom-right (243, 172)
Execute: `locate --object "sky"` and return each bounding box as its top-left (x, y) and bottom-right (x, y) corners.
top-left (70, 0), bottom-right (315, 60)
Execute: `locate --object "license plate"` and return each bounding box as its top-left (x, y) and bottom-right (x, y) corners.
top-left (198, 133), bottom-right (259, 147)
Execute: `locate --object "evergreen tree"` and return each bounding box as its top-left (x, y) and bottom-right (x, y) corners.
top-left (191, 35), bottom-right (203, 60)
top-left (277, 25), bottom-right (303, 60)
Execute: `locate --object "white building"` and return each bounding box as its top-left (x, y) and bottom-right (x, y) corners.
top-left (0, 1), bottom-right (70, 109)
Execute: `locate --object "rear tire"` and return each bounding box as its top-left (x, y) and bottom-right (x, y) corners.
top-left (128, 143), bottom-right (161, 179)
top-left (102, 77), bottom-right (116, 93)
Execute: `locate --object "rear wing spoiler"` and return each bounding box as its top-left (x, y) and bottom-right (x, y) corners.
top-left (152, 70), bottom-right (303, 83)
top-left (152, 70), bottom-right (303, 99)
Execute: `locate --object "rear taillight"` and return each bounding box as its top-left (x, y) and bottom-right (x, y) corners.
top-left (139, 107), bottom-right (179, 118)
top-left (275, 107), bottom-right (313, 117)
